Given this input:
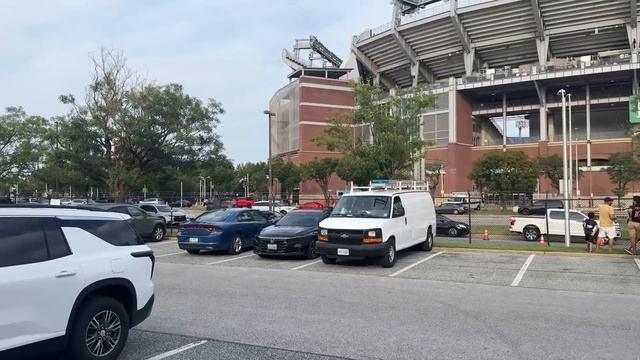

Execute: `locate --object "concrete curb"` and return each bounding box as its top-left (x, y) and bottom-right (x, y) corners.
top-left (433, 246), bottom-right (634, 258)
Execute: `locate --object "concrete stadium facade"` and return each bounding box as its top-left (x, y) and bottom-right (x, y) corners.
top-left (270, 0), bottom-right (640, 198)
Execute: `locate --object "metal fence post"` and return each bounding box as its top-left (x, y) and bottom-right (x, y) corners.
top-left (545, 192), bottom-right (550, 247)
top-left (468, 191), bottom-right (472, 244)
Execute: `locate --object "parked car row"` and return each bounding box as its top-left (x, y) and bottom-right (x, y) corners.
top-left (179, 189), bottom-right (439, 268)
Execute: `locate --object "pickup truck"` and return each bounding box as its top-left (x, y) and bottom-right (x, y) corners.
top-left (510, 209), bottom-right (621, 241)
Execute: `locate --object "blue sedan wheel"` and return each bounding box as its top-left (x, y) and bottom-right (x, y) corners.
top-left (229, 234), bottom-right (243, 255)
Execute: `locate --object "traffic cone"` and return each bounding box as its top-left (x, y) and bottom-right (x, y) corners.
top-left (539, 234), bottom-right (545, 247)
top-left (483, 229), bottom-right (489, 241)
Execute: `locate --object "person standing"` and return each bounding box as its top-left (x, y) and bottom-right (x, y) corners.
top-left (597, 197), bottom-right (617, 252)
top-left (583, 212), bottom-right (598, 253)
top-left (626, 196), bottom-right (640, 255)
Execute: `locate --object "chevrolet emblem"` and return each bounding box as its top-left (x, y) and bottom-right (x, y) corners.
top-left (340, 233), bottom-right (349, 239)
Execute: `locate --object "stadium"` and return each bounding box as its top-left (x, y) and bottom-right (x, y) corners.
top-left (270, 0), bottom-right (640, 197)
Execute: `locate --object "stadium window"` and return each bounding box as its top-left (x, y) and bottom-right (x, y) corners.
top-left (422, 113), bottom-right (449, 147)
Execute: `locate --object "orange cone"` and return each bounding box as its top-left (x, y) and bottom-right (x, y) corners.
top-left (483, 229), bottom-right (489, 241)
top-left (539, 234), bottom-right (545, 247)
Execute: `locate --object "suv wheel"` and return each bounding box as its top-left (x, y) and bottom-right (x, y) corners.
top-left (152, 225), bottom-right (165, 242)
top-left (68, 296), bottom-right (130, 360)
top-left (228, 234), bottom-right (243, 255)
top-left (380, 241), bottom-right (396, 268)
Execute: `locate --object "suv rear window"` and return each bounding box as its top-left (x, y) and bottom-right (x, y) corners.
top-left (61, 219), bottom-right (143, 246)
top-left (0, 218), bottom-right (49, 267)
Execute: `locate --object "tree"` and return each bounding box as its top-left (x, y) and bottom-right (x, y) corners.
top-left (424, 162), bottom-right (444, 197)
top-left (55, 48), bottom-right (226, 199)
top-left (272, 158), bottom-right (301, 203)
top-left (537, 154), bottom-right (563, 193)
top-left (302, 158), bottom-right (339, 204)
top-left (469, 151), bottom-right (538, 209)
top-left (0, 107), bottom-right (48, 191)
top-left (314, 82), bottom-right (436, 184)
top-left (606, 152), bottom-right (640, 204)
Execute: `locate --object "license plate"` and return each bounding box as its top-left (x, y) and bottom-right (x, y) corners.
top-left (267, 244), bottom-right (277, 250)
top-left (189, 237), bottom-right (198, 243)
top-left (337, 248), bottom-right (349, 256)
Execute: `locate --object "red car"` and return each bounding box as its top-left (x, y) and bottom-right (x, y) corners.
top-left (232, 198), bottom-right (255, 208)
top-left (298, 201), bottom-right (326, 210)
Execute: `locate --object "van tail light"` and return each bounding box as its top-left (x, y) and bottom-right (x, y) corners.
top-left (510, 218), bottom-right (516, 226)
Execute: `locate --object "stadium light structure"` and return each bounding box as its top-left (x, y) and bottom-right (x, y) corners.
top-left (263, 110), bottom-right (276, 212)
top-left (557, 89), bottom-right (571, 247)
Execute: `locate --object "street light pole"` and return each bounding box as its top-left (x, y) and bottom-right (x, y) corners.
top-left (263, 110), bottom-right (276, 212)
top-left (558, 89), bottom-right (571, 247)
top-left (567, 93), bottom-right (573, 203)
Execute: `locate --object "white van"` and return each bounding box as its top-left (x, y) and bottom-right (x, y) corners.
top-left (316, 190), bottom-right (436, 268)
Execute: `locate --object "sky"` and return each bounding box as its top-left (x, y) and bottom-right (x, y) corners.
top-left (0, 0), bottom-right (392, 164)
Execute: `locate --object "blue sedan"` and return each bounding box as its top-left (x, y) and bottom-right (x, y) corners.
top-left (177, 208), bottom-right (273, 255)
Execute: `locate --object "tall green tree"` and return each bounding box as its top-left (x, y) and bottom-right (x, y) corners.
top-left (537, 154), bottom-right (563, 193)
top-left (469, 151), bottom-right (538, 208)
top-left (302, 158), bottom-right (339, 204)
top-left (313, 82), bottom-right (436, 185)
top-left (606, 152), bottom-right (640, 203)
top-left (54, 48), bottom-right (225, 199)
top-left (272, 158), bottom-right (301, 203)
top-left (0, 107), bottom-right (48, 193)
top-left (234, 162), bottom-right (268, 197)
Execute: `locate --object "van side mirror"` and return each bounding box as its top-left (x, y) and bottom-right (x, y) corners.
top-left (393, 207), bottom-right (405, 218)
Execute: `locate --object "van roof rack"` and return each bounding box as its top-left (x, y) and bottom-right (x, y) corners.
top-left (349, 180), bottom-right (430, 193)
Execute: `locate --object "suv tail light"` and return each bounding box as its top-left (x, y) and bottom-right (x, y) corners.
top-left (131, 250), bottom-right (155, 279)
top-left (509, 218), bottom-right (516, 226)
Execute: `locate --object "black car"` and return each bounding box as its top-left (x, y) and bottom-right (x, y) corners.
top-left (517, 200), bottom-right (563, 215)
top-left (79, 204), bottom-right (167, 242)
top-left (436, 215), bottom-right (470, 237)
top-left (435, 203), bottom-right (466, 215)
top-left (255, 210), bottom-right (329, 259)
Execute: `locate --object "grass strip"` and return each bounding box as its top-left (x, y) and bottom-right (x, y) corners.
top-left (435, 241), bottom-right (629, 255)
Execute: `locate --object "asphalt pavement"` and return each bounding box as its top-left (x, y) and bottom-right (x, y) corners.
top-left (126, 240), bottom-right (640, 360)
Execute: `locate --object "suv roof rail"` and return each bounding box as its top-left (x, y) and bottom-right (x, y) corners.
top-left (0, 204), bottom-right (100, 210)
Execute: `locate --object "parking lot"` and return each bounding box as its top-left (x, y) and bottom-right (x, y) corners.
top-left (149, 239), bottom-right (640, 296)
top-left (106, 239), bottom-right (640, 360)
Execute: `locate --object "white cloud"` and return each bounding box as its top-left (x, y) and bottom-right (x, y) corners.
top-left (0, 0), bottom-right (392, 163)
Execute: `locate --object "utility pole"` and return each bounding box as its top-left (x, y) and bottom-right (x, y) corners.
top-left (263, 110), bottom-right (276, 212)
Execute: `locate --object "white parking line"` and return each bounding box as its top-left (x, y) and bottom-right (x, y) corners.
top-left (634, 258), bottom-right (640, 271)
top-left (146, 340), bottom-right (207, 360)
top-left (155, 251), bottom-right (184, 258)
top-left (388, 251), bottom-right (444, 277)
top-left (291, 259), bottom-right (323, 271)
top-left (207, 253), bottom-right (255, 265)
top-left (511, 254), bottom-right (535, 287)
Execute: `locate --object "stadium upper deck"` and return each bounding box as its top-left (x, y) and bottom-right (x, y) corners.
top-left (352, 0), bottom-right (640, 88)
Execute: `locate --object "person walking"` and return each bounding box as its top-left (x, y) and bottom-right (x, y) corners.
top-left (583, 212), bottom-right (598, 253)
top-left (625, 196), bottom-right (640, 255)
top-left (597, 197), bottom-right (616, 252)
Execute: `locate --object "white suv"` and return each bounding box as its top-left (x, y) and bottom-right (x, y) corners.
top-left (0, 207), bottom-right (155, 360)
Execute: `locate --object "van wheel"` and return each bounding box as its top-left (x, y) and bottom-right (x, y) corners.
top-left (523, 226), bottom-right (540, 241)
top-left (421, 230), bottom-right (434, 251)
top-left (67, 296), bottom-right (129, 360)
top-left (380, 241), bottom-right (396, 268)
top-left (321, 255), bottom-right (336, 264)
